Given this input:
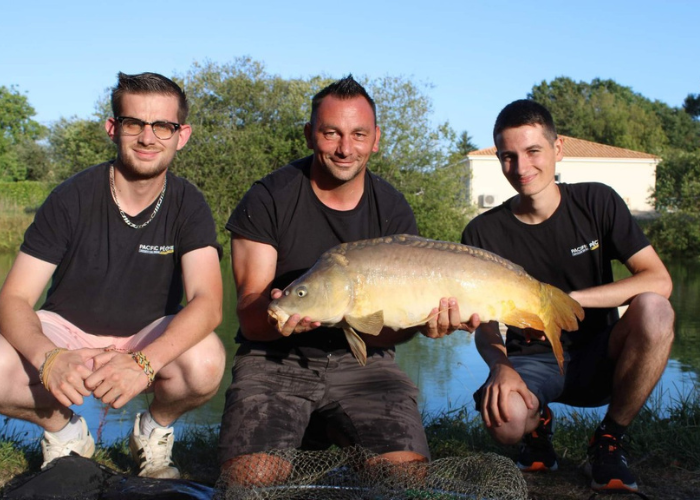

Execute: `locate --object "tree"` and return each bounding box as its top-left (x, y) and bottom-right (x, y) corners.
top-left (455, 131), bottom-right (478, 156)
top-left (529, 77), bottom-right (670, 154)
top-left (684, 93), bottom-right (700, 119)
top-left (48, 116), bottom-right (115, 181)
top-left (0, 85), bottom-right (47, 181)
top-left (652, 150), bottom-right (700, 213)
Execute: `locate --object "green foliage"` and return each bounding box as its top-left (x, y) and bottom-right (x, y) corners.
top-left (684, 93), bottom-right (700, 118)
top-left (646, 213), bottom-right (700, 260)
top-left (0, 181), bottom-right (54, 209)
top-left (0, 86), bottom-right (48, 182)
top-left (0, 181), bottom-right (54, 252)
top-left (0, 86), bottom-right (45, 142)
top-left (529, 77), bottom-right (700, 154)
top-left (653, 150), bottom-right (700, 213)
top-left (47, 116), bottom-right (115, 181)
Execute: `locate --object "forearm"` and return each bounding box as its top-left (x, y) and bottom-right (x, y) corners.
top-left (237, 293), bottom-right (285, 342)
top-left (570, 269), bottom-right (672, 309)
top-left (0, 296), bottom-right (56, 370)
top-left (475, 321), bottom-right (511, 371)
top-left (141, 295), bottom-right (222, 373)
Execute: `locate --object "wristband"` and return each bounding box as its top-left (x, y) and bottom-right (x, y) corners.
top-left (39, 348), bottom-right (68, 391)
top-left (131, 351), bottom-right (155, 387)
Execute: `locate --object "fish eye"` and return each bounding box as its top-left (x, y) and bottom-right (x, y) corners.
top-left (296, 286), bottom-right (307, 298)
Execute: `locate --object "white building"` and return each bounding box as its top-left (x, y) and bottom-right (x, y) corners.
top-left (465, 136), bottom-right (660, 215)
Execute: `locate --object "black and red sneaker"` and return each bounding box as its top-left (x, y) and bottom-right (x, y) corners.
top-left (516, 405), bottom-right (558, 472)
top-left (585, 432), bottom-right (638, 492)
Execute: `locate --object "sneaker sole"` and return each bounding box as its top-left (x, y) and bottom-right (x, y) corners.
top-left (517, 461), bottom-right (558, 472)
top-left (591, 478), bottom-right (639, 492)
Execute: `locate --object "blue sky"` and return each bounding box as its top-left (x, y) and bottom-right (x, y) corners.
top-left (1, 0), bottom-right (698, 149)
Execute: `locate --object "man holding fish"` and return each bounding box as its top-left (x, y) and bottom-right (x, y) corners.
top-left (218, 76), bottom-right (476, 485)
top-left (462, 99), bottom-right (674, 492)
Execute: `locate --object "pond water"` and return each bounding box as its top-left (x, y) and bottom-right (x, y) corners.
top-left (0, 255), bottom-right (698, 444)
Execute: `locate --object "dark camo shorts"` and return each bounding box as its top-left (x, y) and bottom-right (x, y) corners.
top-left (474, 324), bottom-right (616, 410)
top-left (218, 347), bottom-right (430, 465)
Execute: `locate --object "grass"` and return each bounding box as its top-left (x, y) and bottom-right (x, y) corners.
top-left (0, 198), bottom-right (34, 253)
top-left (1, 393), bottom-right (699, 498)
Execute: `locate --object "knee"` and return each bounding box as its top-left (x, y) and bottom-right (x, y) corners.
top-left (220, 453), bottom-right (292, 487)
top-left (175, 333), bottom-right (226, 396)
top-left (483, 394), bottom-right (535, 446)
top-left (627, 293), bottom-right (675, 345)
top-left (196, 333), bottom-right (227, 393)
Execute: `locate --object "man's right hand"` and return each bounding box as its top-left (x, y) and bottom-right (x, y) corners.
top-left (480, 363), bottom-right (535, 429)
top-left (44, 348), bottom-right (105, 407)
top-left (269, 288), bottom-right (321, 336)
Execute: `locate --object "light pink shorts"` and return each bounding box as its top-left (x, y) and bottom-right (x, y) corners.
top-left (37, 310), bottom-right (174, 352)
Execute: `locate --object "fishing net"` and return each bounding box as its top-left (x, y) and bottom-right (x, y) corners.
top-left (216, 446), bottom-right (528, 500)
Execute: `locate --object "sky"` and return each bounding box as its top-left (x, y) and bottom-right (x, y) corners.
top-left (1, 0), bottom-right (698, 149)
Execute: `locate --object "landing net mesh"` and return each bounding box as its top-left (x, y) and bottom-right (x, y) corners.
top-left (215, 447), bottom-right (528, 500)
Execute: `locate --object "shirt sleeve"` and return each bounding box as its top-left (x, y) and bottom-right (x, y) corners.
top-left (20, 188), bottom-right (73, 265)
top-left (178, 186), bottom-right (223, 260)
top-left (225, 182), bottom-right (279, 248)
top-left (598, 185), bottom-right (650, 263)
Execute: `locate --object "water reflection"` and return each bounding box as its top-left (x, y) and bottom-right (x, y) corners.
top-left (0, 255), bottom-right (698, 444)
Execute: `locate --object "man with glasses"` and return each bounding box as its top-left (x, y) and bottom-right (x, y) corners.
top-left (0, 72), bottom-right (225, 479)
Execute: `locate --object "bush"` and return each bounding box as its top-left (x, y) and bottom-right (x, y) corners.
top-left (0, 181), bottom-right (53, 211)
top-left (645, 211), bottom-right (700, 260)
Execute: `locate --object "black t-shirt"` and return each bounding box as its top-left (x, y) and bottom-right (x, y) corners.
top-left (226, 155), bottom-right (418, 356)
top-left (21, 162), bottom-right (222, 337)
top-left (461, 182), bottom-right (649, 354)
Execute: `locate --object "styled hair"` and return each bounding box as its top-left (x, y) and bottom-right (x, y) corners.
top-left (111, 72), bottom-right (189, 123)
top-left (493, 99), bottom-right (557, 144)
top-left (310, 75), bottom-right (376, 125)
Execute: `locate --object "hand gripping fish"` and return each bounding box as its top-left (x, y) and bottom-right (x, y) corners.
top-left (268, 235), bottom-right (584, 373)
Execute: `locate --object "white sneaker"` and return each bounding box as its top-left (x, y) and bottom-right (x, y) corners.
top-left (129, 412), bottom-right (180, 479)
top-left (41, 416), bottom-right (96, 469)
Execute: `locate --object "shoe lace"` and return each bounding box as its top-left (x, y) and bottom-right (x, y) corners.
top-left (590, 433), bottom-right (629, 464)
top-left (524, 411), bottom-right (554, 449)
top-left (139, 431), bottom-right (174, 469)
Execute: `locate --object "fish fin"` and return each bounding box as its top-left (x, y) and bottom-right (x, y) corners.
top-left (539, 284), bottom-right (585, 375)
top-left (345, 311), bottom-right (384, 336)
top-left (501, 310), bottom-right (545, 331)
top-left (343, 326), bottom-right (367, 366)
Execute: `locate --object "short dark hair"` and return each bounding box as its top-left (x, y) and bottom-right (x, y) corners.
top-left (111, 72), bottom-right (189, 124)
top-left (310, 75), bottom-right (376, 125)
top-left (493, 99), bottom-right (557, 144)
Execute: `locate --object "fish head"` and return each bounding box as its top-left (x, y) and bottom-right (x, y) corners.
top-left (268, 253), bottom-right (354, 330)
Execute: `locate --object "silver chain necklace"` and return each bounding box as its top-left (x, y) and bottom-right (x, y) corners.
top-left (109, 164), bottom-right (167, 230)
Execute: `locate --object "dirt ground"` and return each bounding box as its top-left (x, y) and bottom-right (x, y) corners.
top-left (521, 461), bottom-right (700, 500)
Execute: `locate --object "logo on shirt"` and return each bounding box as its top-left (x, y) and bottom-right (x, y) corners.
top-left (139, 244), bottom-right (175, 255)
top-left (570, 239), bottom-right (599, 257)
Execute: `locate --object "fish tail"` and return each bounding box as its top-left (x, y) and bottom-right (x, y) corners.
top-left (540, 284), bottom-right (585, 374)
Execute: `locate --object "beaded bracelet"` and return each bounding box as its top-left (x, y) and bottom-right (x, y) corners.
top-left (39, 348), bottom-right (68, 391)
top-left (131, 351), bottom-right (155, 387)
